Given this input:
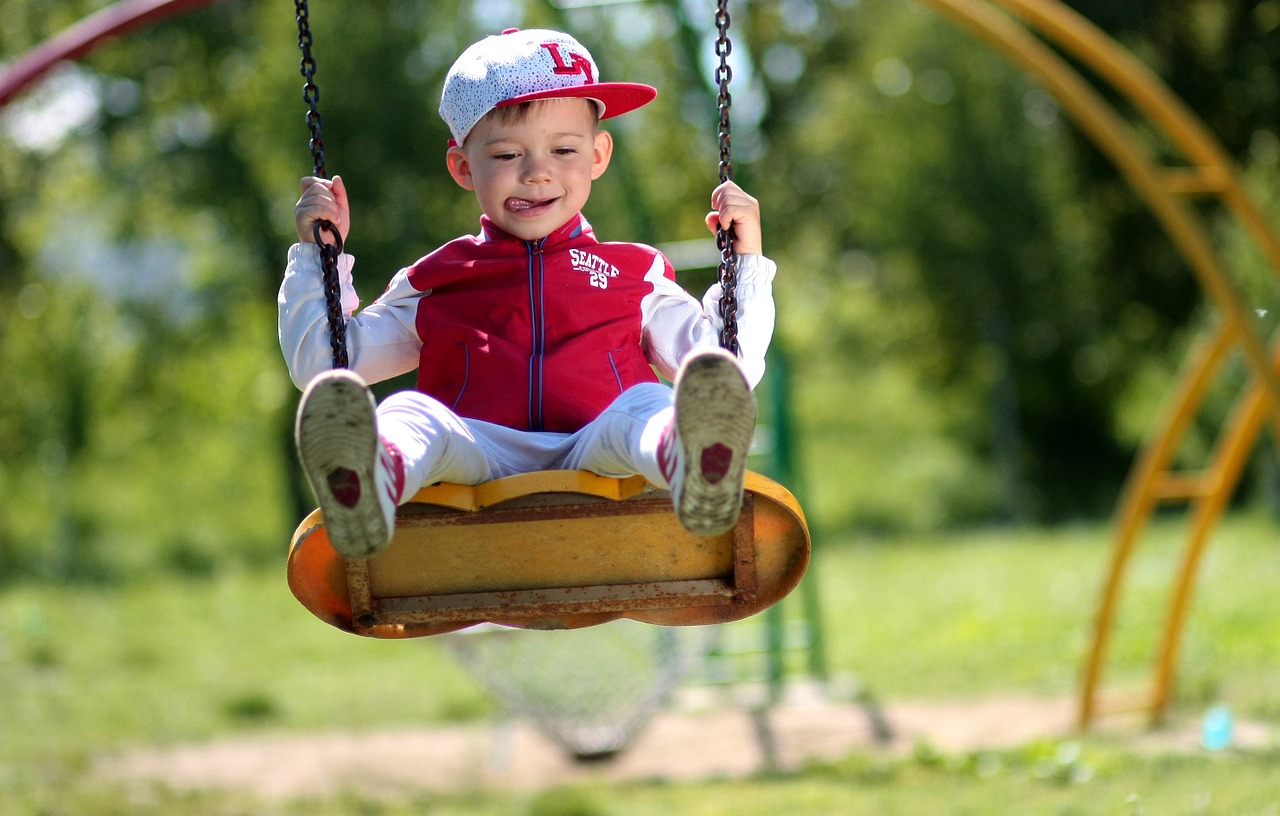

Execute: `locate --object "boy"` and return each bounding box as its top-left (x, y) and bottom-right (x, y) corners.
top-left (280, 28), bottom-right (776, 559)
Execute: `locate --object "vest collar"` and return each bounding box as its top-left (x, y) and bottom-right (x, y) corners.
top-left (478, 212), bottom-right (592, 247)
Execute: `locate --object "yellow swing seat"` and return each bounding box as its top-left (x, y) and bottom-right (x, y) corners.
top-left (287, 469), bottom-right (810, 639)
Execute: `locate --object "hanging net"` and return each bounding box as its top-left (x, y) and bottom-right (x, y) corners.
top-left (444, 621), bottom-right (718, 759)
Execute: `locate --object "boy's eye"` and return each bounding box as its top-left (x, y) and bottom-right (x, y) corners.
top-left (554, 147), bottom-right (578, 156)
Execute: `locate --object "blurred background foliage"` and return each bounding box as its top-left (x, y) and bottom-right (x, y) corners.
top-left (1, 0), bottom-right (1278, 582)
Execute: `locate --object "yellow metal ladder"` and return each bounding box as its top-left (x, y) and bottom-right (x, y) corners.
top-left (909, 0), bottom-right (1280, 727)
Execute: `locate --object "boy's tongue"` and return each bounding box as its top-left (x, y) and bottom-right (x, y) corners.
top-left (507, 196), bottom-right (553, 213)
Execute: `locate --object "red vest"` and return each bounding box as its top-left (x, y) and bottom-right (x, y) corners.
top-left (406, 214), bottom-right (671, 432)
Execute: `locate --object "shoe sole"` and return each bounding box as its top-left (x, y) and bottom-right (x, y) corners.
top-left (295, 370), bottom-right (390, 560)
top-left (673, 348), bottom-right (757, 536)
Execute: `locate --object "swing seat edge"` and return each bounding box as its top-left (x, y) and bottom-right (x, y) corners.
top-left (286, 469), bottom-right (810, 639)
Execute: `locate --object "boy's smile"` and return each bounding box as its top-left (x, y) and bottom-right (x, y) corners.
top-left (446, 98), bottom-right (613, 242)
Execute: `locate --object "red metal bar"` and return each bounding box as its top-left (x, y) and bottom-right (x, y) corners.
top-left (0, 0), bottom-right (226, 108)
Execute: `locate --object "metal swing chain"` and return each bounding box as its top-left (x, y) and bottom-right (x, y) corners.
top-left (295, 0), bottom-right (349, 369)
top-left (713, 0), bottom-right (739, 356)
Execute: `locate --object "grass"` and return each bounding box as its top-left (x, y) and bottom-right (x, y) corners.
top-left (2, 512), bottom-right (1280, 814)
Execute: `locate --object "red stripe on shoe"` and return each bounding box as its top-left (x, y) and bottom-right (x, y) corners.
top-left (699, 443), bottom-right (733, 484)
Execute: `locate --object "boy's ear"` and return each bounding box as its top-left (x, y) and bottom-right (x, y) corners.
top-left (591, 130), bottom-right (613, 180)
top-left (446, 145), bottom-right (475, 190)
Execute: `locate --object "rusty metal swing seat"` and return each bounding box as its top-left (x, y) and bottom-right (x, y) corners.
top-left (287, 470), bottom-right (810, 638)
top-left (286, 0), bottom-right (807, 639)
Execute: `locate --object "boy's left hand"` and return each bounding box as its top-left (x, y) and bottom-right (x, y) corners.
top-left (705, 181), bottom-right (762, 256)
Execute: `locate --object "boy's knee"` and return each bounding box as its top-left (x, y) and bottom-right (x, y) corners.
top-left (379, 390), bottom-right (451, 416)
top-left (606, 382), bottom-right (673, 418)
top-left (377, 390), bottom-right (471, 434)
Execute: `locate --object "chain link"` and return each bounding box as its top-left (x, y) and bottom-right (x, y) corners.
top-left (713, 0), bottom-right (739, 356)
top-left (295, 0), bottom-right (348, 369)
top-left (295, 0), bottom-right (325, 179)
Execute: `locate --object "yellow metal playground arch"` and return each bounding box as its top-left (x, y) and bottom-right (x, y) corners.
top-left (911, 0), bottom-right (1280, 728)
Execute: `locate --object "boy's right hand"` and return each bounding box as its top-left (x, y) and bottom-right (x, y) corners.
top-left (295, 175), bottom-right (350, 247)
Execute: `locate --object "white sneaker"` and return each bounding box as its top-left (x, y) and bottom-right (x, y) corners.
top-left (295, 369), bottom-right (399, 559)
top-left (664, 347), bottom-right (756, 536)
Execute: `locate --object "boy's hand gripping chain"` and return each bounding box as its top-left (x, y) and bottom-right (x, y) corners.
top-left (295, 0), bottom-right (348, 369)
top-left (714, 0), bottom-right (739, 357)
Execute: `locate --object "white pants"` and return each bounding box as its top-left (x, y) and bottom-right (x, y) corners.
top-left (376, 383), bottom-right (675, 503)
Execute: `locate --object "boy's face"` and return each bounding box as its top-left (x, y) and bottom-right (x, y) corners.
top-left (446, 98), bottom-right (613, 241)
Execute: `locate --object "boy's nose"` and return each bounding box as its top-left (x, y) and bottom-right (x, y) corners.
top-left (522, 156), bottom-right (552, 183)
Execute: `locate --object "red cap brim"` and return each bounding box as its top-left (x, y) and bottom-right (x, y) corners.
top-left (496, 82), bottom-right (657, 121)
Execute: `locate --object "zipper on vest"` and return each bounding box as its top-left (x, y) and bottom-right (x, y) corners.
top-left (526, 238), bottom-right (546, 431)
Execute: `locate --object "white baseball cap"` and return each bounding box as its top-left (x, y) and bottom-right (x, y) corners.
top-left (440, 28), bottom-right (657, 146)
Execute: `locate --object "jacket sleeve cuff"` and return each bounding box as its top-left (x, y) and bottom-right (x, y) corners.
top-left (287, 243), bottom-right (359, 314)
top-left (731, 254), bottom-right (777, 288)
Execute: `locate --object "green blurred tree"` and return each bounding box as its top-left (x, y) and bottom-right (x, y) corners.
top-left (744, 0), bottom-right (1280, 528)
